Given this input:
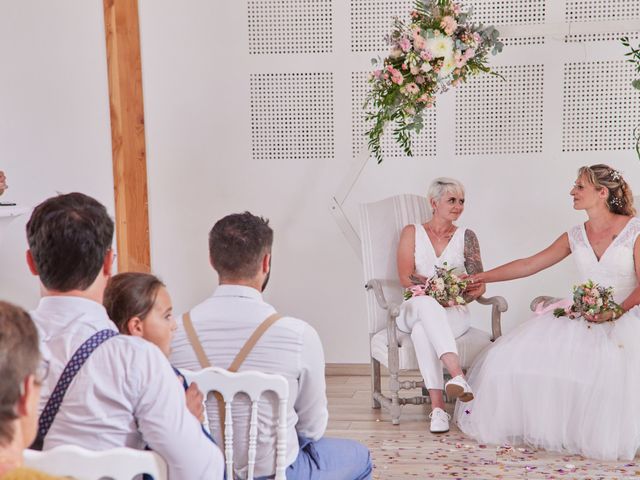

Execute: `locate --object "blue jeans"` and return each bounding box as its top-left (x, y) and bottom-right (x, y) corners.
top-left (286, 436), bottom-right (372, 480)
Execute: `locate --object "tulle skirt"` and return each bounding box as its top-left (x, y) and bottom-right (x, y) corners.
top-left (454, 302), bottom-right (640, 460)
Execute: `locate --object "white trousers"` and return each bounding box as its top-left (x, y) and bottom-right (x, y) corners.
top-left (397, 295), bottom-right (471, 390)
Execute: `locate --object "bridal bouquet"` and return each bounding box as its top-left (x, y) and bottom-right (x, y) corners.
top-left (365, 0), bottom-right (503, 163)
top-left (404, 262), bottom-right (468, 306)
top-left (553, 280), bottom-right (620, 319)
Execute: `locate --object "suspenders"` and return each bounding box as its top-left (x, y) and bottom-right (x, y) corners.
top-left (182, 311), bottom-right (282, 443)
top-left (32, 329), bottom-right (119, 450)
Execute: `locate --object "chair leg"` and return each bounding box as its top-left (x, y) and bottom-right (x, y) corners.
top-left (371, 358), bottom-right (381, 409)
top-left (388, 368), bottom-right (401, 425)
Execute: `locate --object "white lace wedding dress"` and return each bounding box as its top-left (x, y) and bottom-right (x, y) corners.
top-left (455, 217), bottom-right (640, 460)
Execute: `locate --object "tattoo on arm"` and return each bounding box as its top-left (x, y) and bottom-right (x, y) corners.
top-left (464, 229), bottom-right (484, 275)
top-left (409, 274), bottom-right (425, 285)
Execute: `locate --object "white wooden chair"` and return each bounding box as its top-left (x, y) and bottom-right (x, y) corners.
top-left (181, 367), bottom-right (289, 480)
top-left (23, 445), bottom-right (167, 480)
top-left (360, 194), bottom-right (508, 424)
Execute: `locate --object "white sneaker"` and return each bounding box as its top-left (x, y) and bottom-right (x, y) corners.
top-left (445, 375), bottom-right (474, 402)
top-left (429, 407), bottom-right (450, 433)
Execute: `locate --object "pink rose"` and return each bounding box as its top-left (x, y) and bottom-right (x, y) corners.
top-left (440, 16), bottom-right (458, 36)
top-left (409, 285), bottom-right (426, 297)
top-left (387, 67), bottom-right (403, 85)
top-left (413, 33), bottom-right (426, 51)
top-left (420, 50), bottom-right (433, 61)
top-left (415, 75), bottom-right (425, 84)
top-left (463, 48), bottom-right (476, 60)
top-left (399, 37), bottom-right (412, 53)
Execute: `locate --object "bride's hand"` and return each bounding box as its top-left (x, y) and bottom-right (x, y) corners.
top-left (584, 310), bottom-right (615, 323)
top-left (462, 273), bottom-right (485, 286)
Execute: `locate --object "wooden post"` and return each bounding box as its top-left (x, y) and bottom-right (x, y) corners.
top-left (103, 0), bottom-right (151, 272)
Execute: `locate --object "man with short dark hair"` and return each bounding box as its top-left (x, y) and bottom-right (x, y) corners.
top-left (0, 301), bottom-right (65, 479)
top-left (27, 193), bottom-right (224, 479)
top-left (171, 211), bottom-right (372, 479)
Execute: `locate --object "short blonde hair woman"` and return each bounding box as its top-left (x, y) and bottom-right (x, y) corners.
top-left (396, 177), bottom-right (485, 433)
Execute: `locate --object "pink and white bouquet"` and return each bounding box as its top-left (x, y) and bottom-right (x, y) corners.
top-left (553, 280), bottom-right (619, 319)
top-left (404, 262), bottom-right (468, 306)
top-left (366, 0), bottom-right (503, 163)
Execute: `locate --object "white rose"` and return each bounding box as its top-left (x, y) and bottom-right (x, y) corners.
top-left (438, 55), bottom-right (456, 79)
top-left (424, 35), bottom-right (454, 59)
top-left (421, 62), bottom-right (432, 73)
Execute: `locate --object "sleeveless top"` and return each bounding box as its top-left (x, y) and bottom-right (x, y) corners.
top-left (567, 217), bottom-right (640, 303)
top-left (413, 223), bottom-right (468, 278)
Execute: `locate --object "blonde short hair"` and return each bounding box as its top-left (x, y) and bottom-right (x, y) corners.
top-left (427, 177), bottom-right (465, 204)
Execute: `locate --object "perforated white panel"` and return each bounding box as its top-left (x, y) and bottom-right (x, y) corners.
top-left (563, 61), bottom-right (640, 152)
top-left (502, 36), bottom-right (545, 47)
top-left (247, 0), bottom-right (333, 55)
top-left (351, 71), bottom-right (437, 158)
top-left (566, 0), bottom-right (640, 22)
top-left (250, 73), bottom-right (335, 160)
top-left (466, 0), bottom-right (546, 25)
top-left (350, 0), bottom-right (411, 53)
top-left (565, 31), bottom-right (640, 43)
top-left (455, 65), bottom-right (544, 156)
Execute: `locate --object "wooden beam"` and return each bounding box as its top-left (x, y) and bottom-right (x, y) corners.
top-left (103, 0), bottom-right (150, 272)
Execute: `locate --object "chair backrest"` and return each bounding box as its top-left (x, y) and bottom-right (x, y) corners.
top-left (181, 367), bottom-right (289, 480)
top-left (23, 445), bottom-right (167, 480)
top-left (359, 194), bottom-right (431, 334)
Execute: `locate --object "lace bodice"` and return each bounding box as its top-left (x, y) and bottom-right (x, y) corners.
top-left (568, 217), bottom-right (640, 303)
top-left (413, 223), bottom-right (467, 278)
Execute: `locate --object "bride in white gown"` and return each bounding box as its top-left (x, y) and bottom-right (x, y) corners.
top-left (455, 164), bottom-right (640, 460)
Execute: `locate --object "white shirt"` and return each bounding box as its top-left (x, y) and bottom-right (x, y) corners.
top-left (32, 296), bottom-right (224, 480)
top-left (170, 285), bottom-right (328, 479)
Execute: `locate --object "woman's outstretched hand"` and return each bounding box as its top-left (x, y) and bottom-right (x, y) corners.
top-left (583, 310), bottom-right (616, 323)
top-left (461, 273), bottom-right (485, 301)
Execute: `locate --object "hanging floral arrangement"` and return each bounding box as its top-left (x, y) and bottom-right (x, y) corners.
top-left (621, 37), bottom-right (640, 159)
top-left (365, 0), bottom-right (503, 163)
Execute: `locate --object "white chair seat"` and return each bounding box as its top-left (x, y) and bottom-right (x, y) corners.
top-left (371, 326), bottom-right (491, 371)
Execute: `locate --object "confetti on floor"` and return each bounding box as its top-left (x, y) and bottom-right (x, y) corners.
top-left (325, 378), bottom-right (639, 479)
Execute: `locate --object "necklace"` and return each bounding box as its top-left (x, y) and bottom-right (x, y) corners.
top-left (426, 223), bottom-right (455, 242)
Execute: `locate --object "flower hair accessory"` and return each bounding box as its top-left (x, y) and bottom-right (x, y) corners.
top-left (609, 169), bottom-right (622, 181)
top-left (610, 196), bottom-right (624, 207)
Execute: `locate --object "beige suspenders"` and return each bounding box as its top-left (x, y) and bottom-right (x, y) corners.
top-left (182, 311), bottom-right (283, 445)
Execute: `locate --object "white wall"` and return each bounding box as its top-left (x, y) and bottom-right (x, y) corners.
top-left (1, 1), bottom-right (639, 364)
top-left (0, 1), bottom-right (113, 308)
top-left (138, 0), bottom-right (640, 363)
